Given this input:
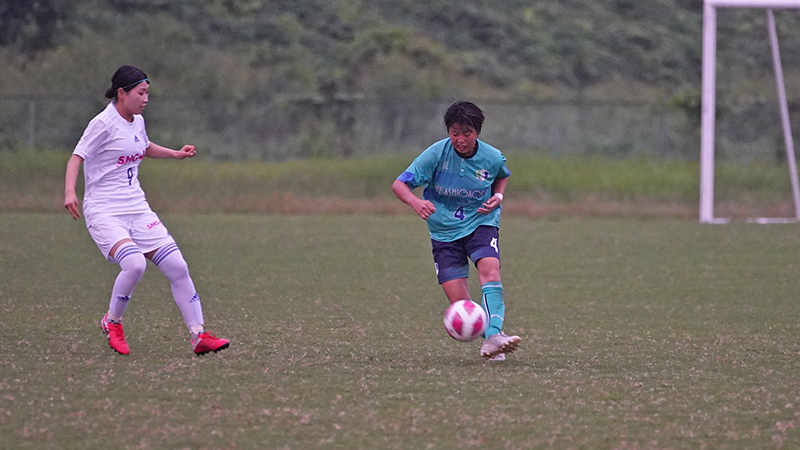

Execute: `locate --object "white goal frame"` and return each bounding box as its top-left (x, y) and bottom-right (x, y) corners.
top-left (701, 0), bottom-right (800, 223)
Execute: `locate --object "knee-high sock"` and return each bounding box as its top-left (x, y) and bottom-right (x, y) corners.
top-left (108, 243), bottom-right (146, 320)
top-left (152, 243), bottom-right (204, 331)
top-left (481, 281), bottom-right (505, 337)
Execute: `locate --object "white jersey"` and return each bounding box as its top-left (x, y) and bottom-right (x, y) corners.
top-left (73, 102), bottom-right (152, 221)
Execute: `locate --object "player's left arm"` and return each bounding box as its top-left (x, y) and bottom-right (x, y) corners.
top-left (145, 143), bottom-right (196, 159)
top-left (478, 176), bottom-right (508, 214)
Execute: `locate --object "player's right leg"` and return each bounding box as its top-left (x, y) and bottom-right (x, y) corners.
top-left (101, 239), bottom-right (146, 355)
top-left (88, 217), bottom-right (147, 355)
top-left (441, 278), bottom-right (470, 304)
top-left (432, 237), bottom-right (471, 303)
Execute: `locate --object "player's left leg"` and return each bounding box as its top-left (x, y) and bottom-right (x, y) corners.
top-left (468, 226), bottom-right (520, 359)
top-left (147, 243), bottom-right (204, 332)
top-left (467, 226), bottom-right (505, 337)
top-left (475, 257), bottom-right (519, 358)
top-left (133, 212), bottom-right (229, 355)
top-left (475, 256), bottom-right (504, 336)
top-left (146, 243), bottom-right (229, 355)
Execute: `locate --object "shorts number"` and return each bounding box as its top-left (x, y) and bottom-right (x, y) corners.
top-left (453, 206), bottom-right (466, 221)
top-left (127, 168), bottom-right (134, 186)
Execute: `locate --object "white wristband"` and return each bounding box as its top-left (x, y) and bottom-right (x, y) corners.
top-left (493, 193), bottom-right (504, 202)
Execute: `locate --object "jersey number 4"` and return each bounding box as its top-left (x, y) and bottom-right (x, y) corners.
top-left (453, 206), bottom-right (466, 221)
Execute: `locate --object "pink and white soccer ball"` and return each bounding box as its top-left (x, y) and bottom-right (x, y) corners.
top-left (443, 300), bottom-right (488, 341)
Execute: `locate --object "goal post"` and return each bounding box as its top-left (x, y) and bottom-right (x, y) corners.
top-left (700, 0), bottom-right (800, 223)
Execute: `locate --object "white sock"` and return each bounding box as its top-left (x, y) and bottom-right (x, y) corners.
top-left (151, 243), bottom-right (204, 332)
top-left (108, 243), bottom-right (146, 319)
top-left (190, 325), bottom-right (205, 341)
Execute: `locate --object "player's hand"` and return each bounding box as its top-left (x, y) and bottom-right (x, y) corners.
top-left (412, 199), bottom-right (436, 220)
top-left (478, 194), bottom-right (502, 214)
top-left (175, 145), bottom-right (196, 159)
top-left (65, 191), bottom-right (81, 220)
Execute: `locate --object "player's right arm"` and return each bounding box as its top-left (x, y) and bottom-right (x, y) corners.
top-left (64, 154), bottom-right (84, 220)
top-left (392, 179), bottom-right (436, 220)
top-left (393, 143), bottom-right (444, 220)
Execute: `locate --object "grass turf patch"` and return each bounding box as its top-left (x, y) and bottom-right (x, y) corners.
top-left (1, 150), bottom-right (797, 219)
top-left (1, 213), bottom-right (800, 448)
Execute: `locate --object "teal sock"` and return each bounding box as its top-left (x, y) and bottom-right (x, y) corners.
top-left (481, 281), bottom-right (505, 337)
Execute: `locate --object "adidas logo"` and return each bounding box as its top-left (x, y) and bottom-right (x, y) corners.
top-left (134, 136), bottom-right (140, 142)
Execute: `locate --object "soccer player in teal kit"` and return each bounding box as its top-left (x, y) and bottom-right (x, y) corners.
top-left (392, 101), bottom-right (521, 360)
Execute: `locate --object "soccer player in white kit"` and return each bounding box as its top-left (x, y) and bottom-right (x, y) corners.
top-left (64, 65), bottom-right (230, 356)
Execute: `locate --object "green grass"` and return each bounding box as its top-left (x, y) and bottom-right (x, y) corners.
top-left (2, 213), bottom-right (800, 449)
top-left (1, 150), bottom-right (797, 216)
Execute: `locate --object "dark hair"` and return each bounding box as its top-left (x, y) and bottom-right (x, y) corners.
top-left (104, 65), bottom-right (149, 99)
top-left (444, 101), bottom-right (484, 134)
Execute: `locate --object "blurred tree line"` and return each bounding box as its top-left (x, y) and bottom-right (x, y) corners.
top-left (4, 0), bottom-right (800, 101)
top-left (3, 0), bottom-right (800, 160)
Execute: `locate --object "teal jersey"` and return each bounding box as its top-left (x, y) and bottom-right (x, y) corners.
top-left (398, 138), bottom-right (511, 242)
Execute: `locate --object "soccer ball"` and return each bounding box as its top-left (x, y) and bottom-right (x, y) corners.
top-left (443, 300), bottom-right (488, 342)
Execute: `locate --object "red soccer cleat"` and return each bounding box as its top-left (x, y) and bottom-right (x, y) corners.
top-left (100, 313), bottom-right (130, 355)
top-left (192, 332), bottom-right (230, 356)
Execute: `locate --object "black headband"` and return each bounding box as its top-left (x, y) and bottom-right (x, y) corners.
top-left (105, 65), bottom-right (149, 99)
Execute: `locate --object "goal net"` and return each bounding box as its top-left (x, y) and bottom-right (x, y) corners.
top-left (701, 0), bottom-right (800, 223)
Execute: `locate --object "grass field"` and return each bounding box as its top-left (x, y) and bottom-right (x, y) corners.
top-left (2, 212), bottom-right (800, 449)
top-left (2, 150), bottom-right (799, 220)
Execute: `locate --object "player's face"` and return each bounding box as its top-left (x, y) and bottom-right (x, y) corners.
top-left (118, 82), bottom-right (150, 117)
top-left (448, 123), bottom-right (478, 156)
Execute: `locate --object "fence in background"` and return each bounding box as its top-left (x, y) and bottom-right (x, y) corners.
top-left (0, 94), bottom-right (791, 161)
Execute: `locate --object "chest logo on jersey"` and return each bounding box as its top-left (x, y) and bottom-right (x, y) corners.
top-left (134, 135), bottom-right (140, 142)
top-left (434, 185), bottom-right (487, 199)
top-left (475, 169), bottom-right (490, 181)
top-left (117, 151), bottom-right (146, 167)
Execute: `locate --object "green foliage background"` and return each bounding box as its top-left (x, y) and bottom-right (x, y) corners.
top-left (5, 0), bottom-right (800, 103)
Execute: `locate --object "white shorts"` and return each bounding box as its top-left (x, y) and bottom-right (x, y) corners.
top-left (86, 211), bottom-right (175, 262)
